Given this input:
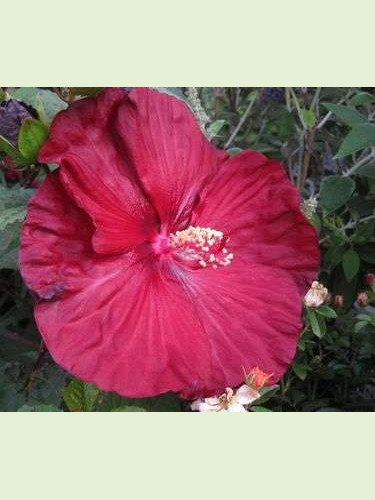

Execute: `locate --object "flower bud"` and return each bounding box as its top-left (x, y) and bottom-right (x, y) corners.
top-left (304, 281), bottom-right (328, 308)
top-left (245, 366), bottom-right (271, 390)
top-left (0, 155), bottom-right (20, 182)
top-left (357, 292), bottom-right (368, 307)
top-left (366, 273), bottom-right (375, 285)
top-left (334, 295), bottom-right (344, 307)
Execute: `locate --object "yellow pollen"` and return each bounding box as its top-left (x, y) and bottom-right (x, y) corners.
top-left (169, 225), bottom-right (234, 270)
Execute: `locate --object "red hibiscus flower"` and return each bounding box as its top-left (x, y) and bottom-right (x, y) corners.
top-left (19, 87), bottom-right (319, 400)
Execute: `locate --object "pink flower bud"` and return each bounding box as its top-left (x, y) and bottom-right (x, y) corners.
top-left (357, 292), bottom-right (368, 306)
top-left (1, 155), bottom-right (21, 182)
top-left (334, 295), bottom-right (344, 307)
top-left (366, 274), bottom-right (375, 285)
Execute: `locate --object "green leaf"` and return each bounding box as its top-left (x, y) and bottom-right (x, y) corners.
top-left (206, 119), bottom-right (226, 140)
top-left (354, 321), bottom-right (368, 333)
top-left (0, 361), bottom-right (27, 411)
top-left (10, 88), bottom-right (67, 123)
top-left (292, 363), bottom-right (308, 380)
top-left (70, 87), bottom-right (102, 98)
top-left (0, 135), bottom-right (29, 166)
top-left (0, 207), bottom-right (27, 231)
top-left (227, 147), bottom-right (242, 156)
top-left (17, 404), bottom-right (61, 412)
top-left (63, 379), bottom-right (99, 412)
top-left (308, 310), bottom-right (326, 338)
top-left (250, 406), bottom-right (272, 412)
top-left (357, 163), bottom-right (375, 179)
top-left (316, 305), bottom-right (337, 319)
top-left (323, 245), bottom-right (346, 268)
top-left (0, 187), bottom-right (33, 270)
top-left (357, 244), bottom-right (375, 264)
top-left (301, 108), bottom-right (316, 127)
top-left (322, 103), bottom-right (367, 127)
top-left (0, 186), bottom-right (33, 209)
top-left (351, 221), bottom-right (375, 244)
top-left (111, 406), bottom-right (147, 412)
top-left (275, 108), bottom-right (295, 140)
top-left (350, 92), bottom-right (375, 107)
top-left (254, 385), bottom-right (279, 405)
top-left (342, 248), bottom-right (360, 282)
top-left (335, 124), bottom-right (375, 158)
top-left (18, 119), bottom-right (49, 163)
top-left (0, 224), bottom-right (19, 270)
top-left (319, 175), bottom-right (355, 213)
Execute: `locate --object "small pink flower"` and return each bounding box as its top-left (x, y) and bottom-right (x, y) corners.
top-left (191, 385), bottom-right (259, 412)
top-left (357, 292), bottom-right (368, 306)
top-left (366, 274), bottom-right (375, 285)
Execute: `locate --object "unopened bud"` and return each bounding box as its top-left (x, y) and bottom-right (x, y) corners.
top-left (0, 155), bottom-right (21, 182)
top-left (357, 292), bottom-right (368, 307)
top-left (245, 366), bottom-right (272, 390)
top-left (334, 295), bottom-right (344, 308)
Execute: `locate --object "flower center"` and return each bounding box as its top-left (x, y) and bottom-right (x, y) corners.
top-left (169, 225), bottom-right (233, 269)
top-left (218, 388), bottom-right (235, 409)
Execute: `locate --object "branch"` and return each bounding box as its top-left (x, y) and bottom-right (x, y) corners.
top-left (224, 91), bottom-right (258, 149)
top-left (343, 150), bottom-right (375, 177)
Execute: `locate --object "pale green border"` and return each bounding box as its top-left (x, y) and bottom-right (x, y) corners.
top-left (3, 0), bottom-right (375, 84)
top-left (1, 414), bottom-right (374, 498)
top-left (2, 1), bottom-right (375, 495)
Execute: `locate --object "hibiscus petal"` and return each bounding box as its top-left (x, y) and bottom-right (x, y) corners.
top-left (20, 172), bottom-right (96, 297)
top-left (116, 87), bottom-right (227, 232)
top-left (20, 169), bottom-right (308, 400)
top-left (38, 87), bottom-right (158, 255)
top-left (20, 174), bottom-right (215, 398)
top-left (179, 258), bottom-right (306, 399)
top-left (191, 150), bottom-right (319, 295)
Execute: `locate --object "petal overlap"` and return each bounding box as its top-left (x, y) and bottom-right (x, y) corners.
top-left (39, 87), bottom-right (158, 255)
top-left (116, 87), bottom-right (228, 232)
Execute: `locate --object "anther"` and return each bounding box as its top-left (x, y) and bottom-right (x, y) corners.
top-left (169, 225), bottom-right (234, 270)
